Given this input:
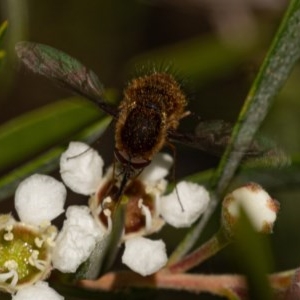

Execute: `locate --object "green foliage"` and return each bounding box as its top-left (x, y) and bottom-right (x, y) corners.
top-left (212, 0), bottom-right (300, 195)
top-left (233, 210), bottom-right (274, 300)
top-left (0, 98), bottom-right (104, 173)
top-left (169, 0), bottom-right (300, 266)
top-left (0, 21), bottom-right (8, 68)
top-left (0, 113), bottom-right (111, 201)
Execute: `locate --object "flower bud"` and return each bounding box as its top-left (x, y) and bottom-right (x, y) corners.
top-left (222, 183), bottom-right (279, 235)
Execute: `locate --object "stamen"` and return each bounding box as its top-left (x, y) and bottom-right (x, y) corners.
top-left (0, 260), bottom-right (19, 287)
top-left (5, 225), bottom-right (13, 231)
top-left (45, 226), bottom-right (58, 247)
top-left (34, 237), bottom-right (44, 248)
top-left (29, 250), bottom-right (46, 271)
top-left (4, 225), bottom-right (14, 241)
top-left (103, 209), bottom-right (112, 232)
top-left (138, 199), bottom-right (152, 232)
top-left (102, 196), bottom-right (112, 208)
top-left (4, 232), bottom-right (13, 241)
top-left (97, 196), bottom-right (112, 215)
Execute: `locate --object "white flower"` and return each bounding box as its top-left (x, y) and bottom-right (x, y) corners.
top-left (12, 281), bottom-right (64, 300)
top-left (52, 205), bottom-right (105, 273)
top-left (57, 141), bottom-right (213, 276)
top-left (0, 215), bottom-right (55, 293)
top-left (122, 237), bottom-right (167, 276)
top-left (15, 174), bottom-right (66, 226)
top-left (159, 181), bottom-right (210, 228)
top-left (89, 153), bottom-right (171, 240)
top-left (222, 182), bottom-right (279, 233)
top-left (60, 141), bottom-right (104, 195)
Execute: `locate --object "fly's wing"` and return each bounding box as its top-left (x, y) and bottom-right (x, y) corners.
top-left (168, 120), bottom-right (234, 157)
top-left (168, 120), bottom-right (282, 159)
top-left (15, 41), bottom-right (118, 117)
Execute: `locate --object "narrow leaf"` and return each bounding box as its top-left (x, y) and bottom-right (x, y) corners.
top-left (233, 210), bottom-right (274, 300)
top-left (0, 97), bottom-right (102, 172)
top-left (0, 20), bottom-right (8, 68)
top-left (0, 116), bottom-right (111, 201)
top-left (169, 0), bottom-right (300, 262)
top-left (213, 0), bottom-right (300, 194)
top-left (0, 20), bottom-right (8, 46)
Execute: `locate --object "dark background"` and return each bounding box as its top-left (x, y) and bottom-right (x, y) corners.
top-left (1, 1), bottom-right (300, 299)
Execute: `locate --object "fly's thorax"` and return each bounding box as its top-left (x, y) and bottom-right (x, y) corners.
top-left (123, 72), bottom-right (188, 130)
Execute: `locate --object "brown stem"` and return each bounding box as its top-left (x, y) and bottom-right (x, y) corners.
top-left (167, 229), bottom-right (230, 273)
top-left (270, 269), bottom-right (297, 299)
top-left (80, 271), bottom-right (247, 297)
top-left (79, 269), bottom-right (295, 298)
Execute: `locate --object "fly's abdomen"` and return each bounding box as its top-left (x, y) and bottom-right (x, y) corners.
top-left (118, 106), bottom-right (166, 159)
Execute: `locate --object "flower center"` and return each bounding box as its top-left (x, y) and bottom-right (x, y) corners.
top-left (96, 179), bottom-right (154, 233)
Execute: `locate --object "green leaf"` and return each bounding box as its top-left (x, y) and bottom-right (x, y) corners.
top-left (0, 116), bottom-right (111, 201)
top-left (0, 20), bottom-right (7, 47)
top-left (170, 0), bottom-right (300, 263)
top-left (96, 198), bottom-right (127, 275)
top-left (212, 0), bottom-right (300, 194)
top-left (76, 197), bottom-right (127, 279)
top-left (0, 97), bottom-right (104, 172)
top-left (0, 20), bottom-right (8, 68)
top-left (232, 210), bottom-right (274, 300)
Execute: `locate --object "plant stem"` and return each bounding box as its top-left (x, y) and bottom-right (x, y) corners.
top-left (167, 229), bottom-right (230, 273)
top-left (80, 269), bottom-right (295, 297)
top-left (81, 271), bottom-right (248, 297)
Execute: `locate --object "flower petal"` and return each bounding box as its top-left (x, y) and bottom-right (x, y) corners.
top-left (12, 281), bottom-right (64, 300)
top-left (15, 174), bottom-right (66, 226)
top-left (159, 181), bottom-right (210, 228)
top-left (52, 206), bottom-right (105, 273)
top-left (139, 153), bottom-right (173, 182)
top-left (60, 142), bottom-right (104, 195)
top-left (122, 237), bottom-right (167, 276)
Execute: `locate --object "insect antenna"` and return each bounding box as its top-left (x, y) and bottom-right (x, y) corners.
top-left (167, 142), bottom-right (185, 212)
top-left (66, 147), bottom-right (92, 160)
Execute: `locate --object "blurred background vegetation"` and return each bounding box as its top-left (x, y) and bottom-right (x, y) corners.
top-left (1, 0), bottom-right (300, 299)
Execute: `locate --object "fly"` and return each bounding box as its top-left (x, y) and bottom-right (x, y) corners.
top-left (15, 42), bottom-right (273, 202)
